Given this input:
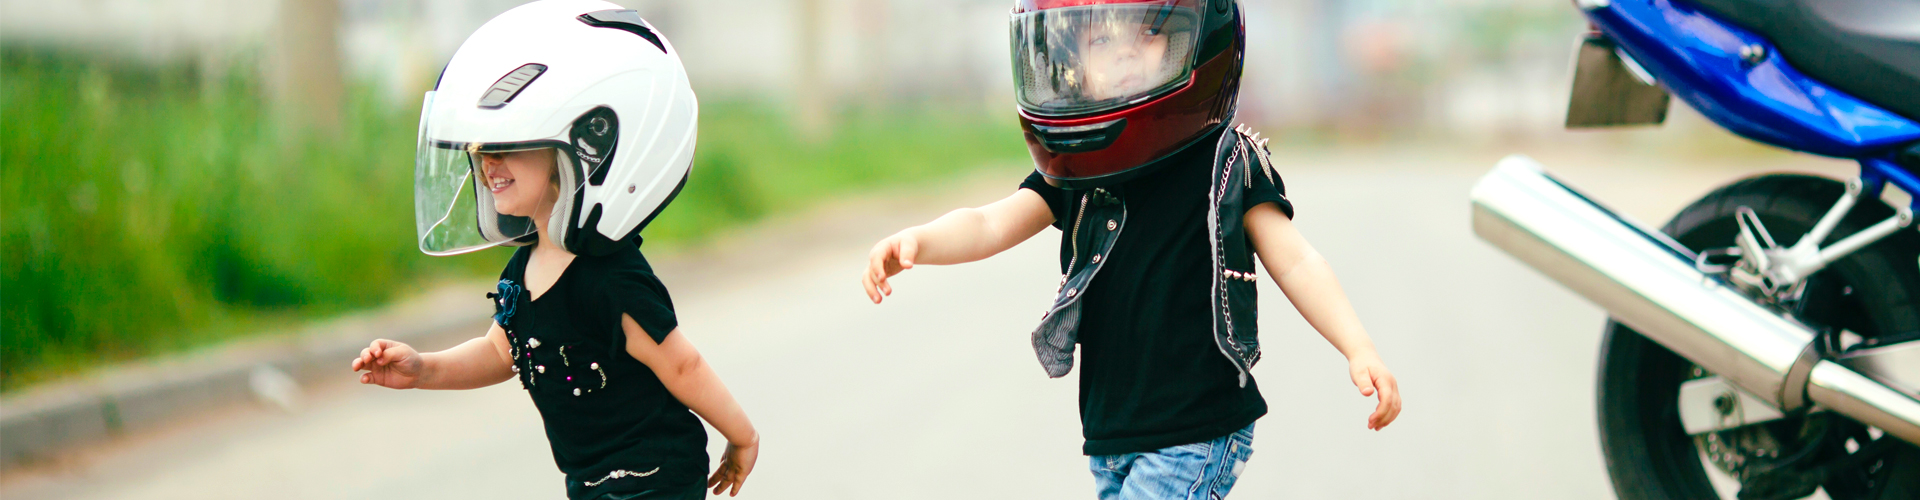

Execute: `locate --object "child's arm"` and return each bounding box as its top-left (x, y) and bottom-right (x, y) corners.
top-left (1245, 203), bottom-right (1403, 431)
top-left (863, 189), bottom-right (1054, 303)
top-left (622, 316), bottom-right (758, 497)
top-left (352, 323), bottom-right (516, 390)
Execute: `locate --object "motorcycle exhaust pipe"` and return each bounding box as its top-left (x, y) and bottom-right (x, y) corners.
top-left (1470, 155), bottom-right (1920, 445)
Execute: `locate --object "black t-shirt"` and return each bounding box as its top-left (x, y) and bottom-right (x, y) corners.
top-left (1019, 130), bottom-right (1292, 456)
top-left (497, 244), bottom-right (707, 498)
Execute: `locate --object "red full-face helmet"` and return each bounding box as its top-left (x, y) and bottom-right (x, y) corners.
top-left (1011, 0), bottom-right (1243, 188)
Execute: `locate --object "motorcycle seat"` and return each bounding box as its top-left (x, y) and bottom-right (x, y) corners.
top-left (1690, 0), bottom-right (1920, 121)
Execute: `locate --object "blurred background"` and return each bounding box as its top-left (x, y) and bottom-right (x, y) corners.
top-left (1, 0), bottom-right (1845, 499)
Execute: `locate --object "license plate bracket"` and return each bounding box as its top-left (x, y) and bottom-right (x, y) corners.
top-left (1566, 34), bottom-right (1670, 128)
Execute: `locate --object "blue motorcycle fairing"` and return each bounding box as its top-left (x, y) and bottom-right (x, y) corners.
top-left (1583, 0), bottom-right (1920, 159)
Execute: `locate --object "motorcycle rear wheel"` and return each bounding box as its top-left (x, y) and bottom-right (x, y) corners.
top-left (1597, 174), bottom-right (1920, 500)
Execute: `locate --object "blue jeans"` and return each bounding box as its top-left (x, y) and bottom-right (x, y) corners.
top-left (1089, 423), bottom-right (1255, 500)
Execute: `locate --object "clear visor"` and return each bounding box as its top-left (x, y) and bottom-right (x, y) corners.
top-left (414, 91), bottom-right (579, 255)
top-left (1011, 4), bottom-right (1200, 116)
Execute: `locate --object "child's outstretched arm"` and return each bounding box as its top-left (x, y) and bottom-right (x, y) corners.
top-left (622, 316), bottom-right (758, 497)
top-left (863, 189), bottom-right (1054, 303)
top-left (351, 324), bottom-right (516, 390)
top-left (1245, 203), bottom-right (1403, 431)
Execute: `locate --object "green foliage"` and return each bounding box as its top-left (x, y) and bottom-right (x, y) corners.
top-left (0, 50), bottom-right (1026, 391)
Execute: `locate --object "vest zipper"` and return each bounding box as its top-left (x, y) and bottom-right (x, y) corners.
top-left (1065, 191), bottom-right (1092, 277)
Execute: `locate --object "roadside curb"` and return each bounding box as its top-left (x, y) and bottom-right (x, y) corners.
top-left (0, 286), bottom-right (493, 472)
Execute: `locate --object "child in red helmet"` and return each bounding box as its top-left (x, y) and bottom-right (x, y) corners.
top-left (862, 1), bottom-right (1400, 498)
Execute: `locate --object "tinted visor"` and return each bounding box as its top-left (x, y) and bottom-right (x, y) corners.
top-left (1012, 3), bottom-right (1200, 116)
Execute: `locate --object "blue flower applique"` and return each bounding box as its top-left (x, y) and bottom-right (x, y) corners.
top-left (488, 279), bottom-right (524, 328)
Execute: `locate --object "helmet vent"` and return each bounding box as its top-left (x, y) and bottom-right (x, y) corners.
top-left (578, 10), bottom-right (668, 54)
top-left (477, 63), bottom-right (547, 109)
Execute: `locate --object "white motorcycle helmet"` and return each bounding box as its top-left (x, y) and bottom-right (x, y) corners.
top-left (414, 0), bottom-right (697, 256)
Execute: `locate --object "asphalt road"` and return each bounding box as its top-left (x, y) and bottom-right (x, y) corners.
top-left (1, 145), bottom-right (1856, 500)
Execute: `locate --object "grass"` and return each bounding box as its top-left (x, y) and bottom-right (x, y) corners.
top-left (0, 49), bottom-right (1028, 392)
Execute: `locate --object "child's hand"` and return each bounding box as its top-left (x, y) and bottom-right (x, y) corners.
top-left (1349, 354), bottom-right (1402, 430)
top-left (707, 434), bottom-right (758, 497)
top-left (862, 231), bottom-right (920, 303)
top-left (352, 339), bottom-right (423, 389)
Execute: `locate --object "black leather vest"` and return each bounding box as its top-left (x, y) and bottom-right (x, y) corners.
top-left (1030, 126), bottom-right (1278, 387)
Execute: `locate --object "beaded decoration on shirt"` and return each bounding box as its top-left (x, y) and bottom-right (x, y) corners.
top-left (582, 467), bottom-right (660, 487)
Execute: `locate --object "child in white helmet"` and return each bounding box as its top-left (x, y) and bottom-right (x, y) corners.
top-left (353, 2), bottom-right (755, 499)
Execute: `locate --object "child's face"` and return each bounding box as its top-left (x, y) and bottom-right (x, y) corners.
top-left (1077, 20), bottom-right (1170, 101)
top-left (481, 148), bottom-right (558, 218)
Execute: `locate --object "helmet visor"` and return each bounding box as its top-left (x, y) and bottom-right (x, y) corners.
top-left (1012, 3), bottom-right (1201, 116)
top-left (414, 91), bottom-right (574, 255)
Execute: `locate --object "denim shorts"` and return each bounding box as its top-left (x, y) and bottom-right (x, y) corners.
top-left (1089, 423), bottom-right (1255, 500)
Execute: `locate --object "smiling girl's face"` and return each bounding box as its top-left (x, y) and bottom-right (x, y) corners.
top-left (481, 148), bottom-right (559, 218)
top-left (1078, 19), bottom-right (1170, 101)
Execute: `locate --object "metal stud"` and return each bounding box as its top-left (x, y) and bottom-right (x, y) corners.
top-left (1066, 288), bottom-right (1078, 298)
top-left (1091, 254), bottom-right (1102, 264)
top-left (1106, 219), bottom-right (1116, 230)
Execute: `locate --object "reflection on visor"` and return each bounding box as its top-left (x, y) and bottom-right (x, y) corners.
top-left (416, 139), bottom-right (537, 255)
top-left (414, 90), bottom-right (566, 255)
top-left (1012, 5), bottom-right (1200, 116)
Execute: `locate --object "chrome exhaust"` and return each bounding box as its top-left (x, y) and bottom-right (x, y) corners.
top-left (1470, 155), bottom-right (1920, 444)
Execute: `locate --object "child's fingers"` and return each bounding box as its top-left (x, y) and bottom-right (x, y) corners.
top-left (1369, 396), bottom-right (1390, 429)
top-left (1368, 373), bottom-right (1401, 430)
top-left (864, 248), bottom-right (890, 303)
top-left (1378, 378), bottom-right (1403, 428)
top-left (1352, 367), bottom-right (1376, 397)
top-left (861, 272), bottom-right (882, 303)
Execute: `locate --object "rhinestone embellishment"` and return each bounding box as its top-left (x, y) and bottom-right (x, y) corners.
top-left (528, 338), bottom-right (541, 348)
top-left (1106, 219), bottom-right (1117, 230)
top-left (573, 388), bottom-right (582, 396)
top-left (536, 365), bottom-right (545, 373)
top-left (582, 467), bottom-right (660, 487)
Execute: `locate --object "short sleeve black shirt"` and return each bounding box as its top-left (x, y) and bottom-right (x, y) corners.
top-left (1019, 129), bottom-right (1291, 455)
top-left (497, 244), bottom-right (707, 498)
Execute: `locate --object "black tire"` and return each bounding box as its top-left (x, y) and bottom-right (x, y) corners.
top-left (1596, 173), bottom-right (1920, 500)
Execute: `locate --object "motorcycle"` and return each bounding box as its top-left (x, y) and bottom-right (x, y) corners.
top-left (1469, 1), bottom-right (1920, 498)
